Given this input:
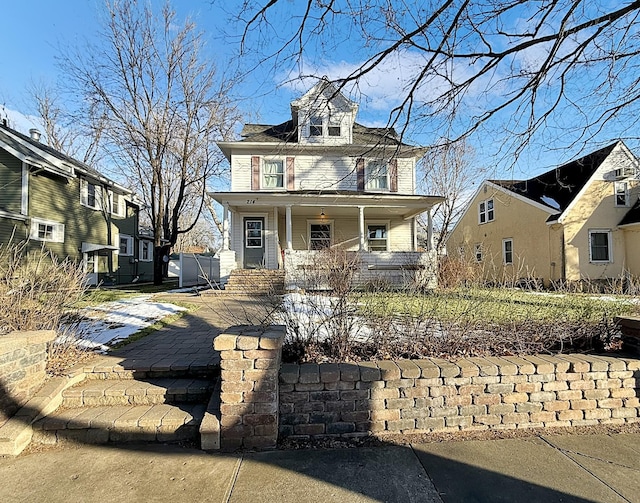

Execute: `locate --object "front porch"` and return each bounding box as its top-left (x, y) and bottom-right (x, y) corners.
top-left (212, 191), bottom-right (444, 290)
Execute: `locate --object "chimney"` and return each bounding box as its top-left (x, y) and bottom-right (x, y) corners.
top-left (29, 128), bottom-right (42, 142)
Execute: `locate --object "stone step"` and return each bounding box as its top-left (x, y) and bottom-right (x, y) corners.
top-left (31, 403), bottom-right (206, 445)
top-left (62, 378), bottom-right (215, 408)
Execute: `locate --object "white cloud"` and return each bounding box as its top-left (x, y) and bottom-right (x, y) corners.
top-left (1, 106), bottom-right (42, 135)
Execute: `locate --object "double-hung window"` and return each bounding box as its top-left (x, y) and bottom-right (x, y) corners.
top-left (309, 222), bottom-right (332, 250)
top-left (328, 116), bottom-right (341, 137)
top-left (614, 182), bottom-right (629, 207)
top-left (140, 241), bottom-right (152, 262)
top-left (365, 160), bottom-right (389, 191)
top-left (262, 160), bottom-right (285, 189)
top-left (502, 238), bottom-right (513, 265)
top-left (367, 224), bottom-right (388, 251)
top-left (30, 218), bottom-right (64, 243)
top-left (119, 234), bottom-right (134, 256)
top-left (479, 199), bottom-right (494, 224)
top-left (310, 115), bottom-right (323, 136)
top-left (111, 192), bottom-right (126, 217)
top-left (81, 179), bottom-right (102, 210)
top-left (589, 230), bottom-right (612, 263)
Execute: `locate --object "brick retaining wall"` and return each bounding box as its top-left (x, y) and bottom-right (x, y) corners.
top-left (0, 331), bottom-right (56, 424)
top-left (278, 356), bottom-right (640, 439)
top-left (215, 327), bottom-right (640, 447)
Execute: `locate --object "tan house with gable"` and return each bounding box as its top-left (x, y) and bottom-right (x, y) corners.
top-left (446, 142), bottom-right (640, 287)
top-left (210, 80), bottom-right (444, 288)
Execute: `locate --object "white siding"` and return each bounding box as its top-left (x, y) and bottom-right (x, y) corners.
top-left (231, 154), bottom-right (415, 194)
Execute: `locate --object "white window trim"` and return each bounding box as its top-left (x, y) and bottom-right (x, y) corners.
top-left (475, 243), bottom-right (483, 262)
top-left (307, 219), bottom-right (334, 250)
top-left (21, 162), bottom-right (29, 216)
top-left (588, 229), bottom-right (613, 263)
top-left (614, 181), bottom-right (629, 207)
top-left (119, 234), bottom-right (134, 256)
top-left (261, 158), bottom-right (286, 190)
top-left (110, 191), bottom-right (126, 217)
top-left (502, 238), bottom-right (513, 265)
top-left (30, 217), bottom-right (64, 243)
top-left (139, 240), bottom-right (153, 262)
top-left (365, 160), bottom-right (390, 192)
top-left (80, 178), bottom-right (103, 211)
top-left (478, 198), bottom-right (495, 224)
top-left (366, 220), bottom-right (390, 252)
top-left (309, 114), bottom-right (323, 137)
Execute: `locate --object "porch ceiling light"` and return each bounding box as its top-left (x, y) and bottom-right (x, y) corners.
top-left (320, 207), bottom-right (325, 216)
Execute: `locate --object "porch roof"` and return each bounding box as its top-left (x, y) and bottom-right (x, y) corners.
top-left (209, 190), bottom-right (444, 220)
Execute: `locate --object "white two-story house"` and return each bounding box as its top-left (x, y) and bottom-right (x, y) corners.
top-left (210, 80), bottom-right (444, 289)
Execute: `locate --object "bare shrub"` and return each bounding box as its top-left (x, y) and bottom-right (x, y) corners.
top-left (438, 255), bottom-right (483, 288)
top-left (0, 242), bottom-right (92, 372)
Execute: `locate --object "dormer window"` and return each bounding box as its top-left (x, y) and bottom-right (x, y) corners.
top-left (310, 115), bottom-right (323, 136)
top-left (328, 116), bottom-right (341, 137)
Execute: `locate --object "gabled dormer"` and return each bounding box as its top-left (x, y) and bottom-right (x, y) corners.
top-left (291, 79), bottom-right (358, 146)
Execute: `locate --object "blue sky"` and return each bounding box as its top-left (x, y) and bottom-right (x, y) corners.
top-left (1, 0), bottom-right (637, 182)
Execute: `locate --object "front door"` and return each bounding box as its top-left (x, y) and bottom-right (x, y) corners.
top-left (84, 251), bottom-right (98, 285)
top-left (244, 217), bottom-right (265, 269)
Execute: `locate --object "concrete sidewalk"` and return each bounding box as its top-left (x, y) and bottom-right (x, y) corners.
top-left (1, 431), bottom-right (638, 502)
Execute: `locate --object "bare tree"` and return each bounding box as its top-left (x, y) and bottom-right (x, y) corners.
top-left (234, 1), bottom-right (640, 156)
top-left (63, 0), bottom-right (241, 284)
top-left (419, 140), bottom-right (481, 252)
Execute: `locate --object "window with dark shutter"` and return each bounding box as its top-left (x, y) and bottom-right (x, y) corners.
top-left (287, 157), bottom-right (295, 190)
top-left (356, 158), bottom-right (365, 191)
top-left (251, 156), bottom-right (260, 190)
top-left (389, 159), bottom-right (398, 192)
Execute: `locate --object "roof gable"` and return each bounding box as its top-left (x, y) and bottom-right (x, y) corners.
top-left (290, 79), bottom-right (357, 115)
top-left (492, 142), bottom-right (620, 217)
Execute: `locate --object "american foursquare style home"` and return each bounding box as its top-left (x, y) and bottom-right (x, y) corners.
top-left (447, 141), bottom-right (640, 288)
top-left (0, 121), bottom-right (153, 285)
top-left (210, 80), bottom-right (444, 288)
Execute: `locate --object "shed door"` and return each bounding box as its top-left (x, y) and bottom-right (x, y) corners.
top-left (244, 217), bottom-right (265, 269)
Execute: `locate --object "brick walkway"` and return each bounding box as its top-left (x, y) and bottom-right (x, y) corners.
top-left (84, 293), bottom-right (273, 374)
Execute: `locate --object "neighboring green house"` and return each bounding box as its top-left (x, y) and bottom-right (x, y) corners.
top-left (0, 121), bottom-right (153, 285)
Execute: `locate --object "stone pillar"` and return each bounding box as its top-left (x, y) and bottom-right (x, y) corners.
top-left (214, 325), bottom-right (285, 450)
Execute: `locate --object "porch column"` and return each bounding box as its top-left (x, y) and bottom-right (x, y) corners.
top-left (222, 203), bottom-right (230, 251)
top-left (427, 209), bottom-right (434, 251)
top-left (358, 206), bottom-right (365, 251)
top-left (285, 205), bottom-right (293, 250)
top-left (274, 206), bottom-right (280, 268)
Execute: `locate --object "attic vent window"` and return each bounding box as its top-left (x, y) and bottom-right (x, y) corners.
top-left (310, 115), bottom-right (323, 136)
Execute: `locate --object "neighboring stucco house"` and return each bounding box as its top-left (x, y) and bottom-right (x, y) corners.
top-left (210, 80), bottom-right (444, 288)
top-left (0, 121), bottom-right (153, 285)
top-left (446, 141), bottom-right (640, 287)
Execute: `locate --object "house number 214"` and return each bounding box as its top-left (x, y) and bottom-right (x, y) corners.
top-left (246, 199), bottom-right (256, 204)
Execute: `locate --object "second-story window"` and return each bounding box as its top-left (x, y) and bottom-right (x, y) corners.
top-left (310, 115), bottom-right (323, 136)
top-left (262, 160), bottom-right (285, 189)
top-left (365, 160), bottom-right (389, 191)
top-left (81, 179), bottom-right (102, 210)
top-left (479, 198), bottom-right (494, 224)
top-left (119, 234), bottom-right (133, 256)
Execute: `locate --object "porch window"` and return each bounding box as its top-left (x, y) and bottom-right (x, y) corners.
top-left (309, 223), bottom-right (331, 249)
top-left (310, 115), bottom-right (323, 136)
top-left (367, 224), bottom-right (388, 251)
top-left (365, 160), bottom-right (389, 191)
top-left (479, 198), bottom-right (494, 224)
top-left (502, 238), bottom-right (513, 265)
top-left (262, 160), bottom-right (284, 189)
top-left (119, 234), bottom-right (134, 256)
top-left (615, 181), bottom-right (629, 207)
top-left (30, 217), bottom-right (64, 243)
top-left (589, 229), bottom-right (612, 262)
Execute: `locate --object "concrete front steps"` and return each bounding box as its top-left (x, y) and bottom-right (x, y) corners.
top-left (31, 364), bottom-right (220, 448)
top-left (224, 269), bottom-right (286, 295)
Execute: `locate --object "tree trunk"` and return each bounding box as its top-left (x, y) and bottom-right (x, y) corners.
top-left (153, 246), bottom-right (164, 285)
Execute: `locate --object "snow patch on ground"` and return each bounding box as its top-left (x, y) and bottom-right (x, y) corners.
top-left (63, 295), bottom-right (186, 351)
